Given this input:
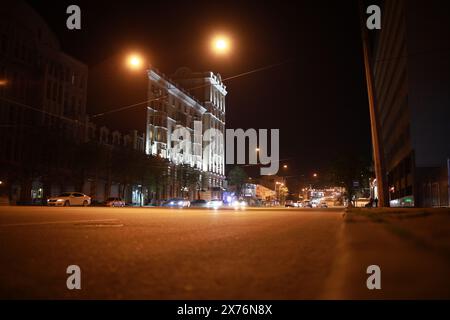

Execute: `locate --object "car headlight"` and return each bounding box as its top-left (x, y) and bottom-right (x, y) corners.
top-left (57, 199), bottom-right (64, 202)
top-left (178, 201), bottom-right (184, 206)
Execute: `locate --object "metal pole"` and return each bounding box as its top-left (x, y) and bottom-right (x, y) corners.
top-left (359, 1), bottom-right (390, 207)
top-left (447, 158), bottom-right (450, 207)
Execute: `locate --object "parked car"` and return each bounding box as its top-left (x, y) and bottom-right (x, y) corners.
top-left (190, 199), bottom-right (208, 207)
top-left (47, 192), bottom-right (91, 207)
top-left (162, 198), bottom-right (190, 208)
top-left (105, 197), bottom-right (125, 207)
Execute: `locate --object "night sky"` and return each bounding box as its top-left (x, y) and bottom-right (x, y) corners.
top-left (26, 0), bottom-right (373, 184)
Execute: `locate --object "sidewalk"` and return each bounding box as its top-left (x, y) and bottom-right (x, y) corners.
top-left (322, 207), bottom-right (450, 299)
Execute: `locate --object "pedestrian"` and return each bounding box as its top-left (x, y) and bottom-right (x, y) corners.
top-left (374, 198), bottom-right (379, 207)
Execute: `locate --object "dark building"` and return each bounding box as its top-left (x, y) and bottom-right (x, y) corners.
top-left (0, 1), bottom-right (88, 204)
top-left (0, 1), bottom-right (148, 205)
top-left (372, 0), bottom-right (450, 207)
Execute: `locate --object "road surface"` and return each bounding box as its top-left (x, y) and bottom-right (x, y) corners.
top-left (0, 206), bottom-right (449, 299)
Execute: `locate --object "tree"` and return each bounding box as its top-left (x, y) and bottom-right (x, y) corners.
top-left (325, 153), bottom-right (372, 206)
top-left (72, 141), bottom-right (110, 192)
top-left (176, 164), bottom-right (202, 199)
top-left (140, 154), bottom-right (168, 203)
top-left (227, 166), bottom-right (248, 196)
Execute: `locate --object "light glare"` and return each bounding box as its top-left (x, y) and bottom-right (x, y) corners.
top-left (211, 36), bottom-right (230, 54)
top-left (127, 54), bottom-right (143, 70)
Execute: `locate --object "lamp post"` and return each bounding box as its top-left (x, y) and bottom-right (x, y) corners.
top-left (359, 1), bottom-right (389, 207)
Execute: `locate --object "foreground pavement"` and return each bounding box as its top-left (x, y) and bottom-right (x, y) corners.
top-left (0, 206), bottom-right (449, 299)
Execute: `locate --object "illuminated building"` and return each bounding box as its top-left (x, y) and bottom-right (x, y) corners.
top-left (146, 67), bottom-right (226, 199)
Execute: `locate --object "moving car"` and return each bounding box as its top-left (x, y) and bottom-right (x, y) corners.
top-left (162, 198), bottom-right (190, 208)
top-left (47, 192), bottom-right (91, 207)
top-left (105, 197), bottom-right (125, 207)
top-left (230, 199), bottom-right (246, 208)
top-left (285, 200), bottom-right (295, 207)
top-left (301, 200), bottom-right (313, 208)
top-left (208, 199), bottom-right (224, 208)
top-left (190, 199), bottom-right (208, 207)
top-left (318, 201), bottom-right (328, 208)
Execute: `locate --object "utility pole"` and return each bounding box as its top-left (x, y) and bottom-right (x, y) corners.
top-left (359, 1), bottom-right (390, 207)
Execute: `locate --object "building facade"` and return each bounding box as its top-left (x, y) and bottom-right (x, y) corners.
top-left (0, 1), bottom-right (151, 206)
top-left (146, 67), bottom-right (226, 200)
top-left (0, 1), bottom-right (88, 203)
top-left (372, 0), bottom-right (450, 207)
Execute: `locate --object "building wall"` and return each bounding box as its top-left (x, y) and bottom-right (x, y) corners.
top-left (372, 0), bottom-right (450, 207)
top-left (0, 1), bottom-right (88, 203)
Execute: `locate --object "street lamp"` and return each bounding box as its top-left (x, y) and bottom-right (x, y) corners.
top-left (313, 173), bottom-right (318, 178)
top-left (0, 80), bottom-right (7, 86)
top-left (211, 35), bottom-right (231, 55)
top-left (283, 164), bottom-right (288, 169)
top-left (126, 53), bottom-right (145, 71)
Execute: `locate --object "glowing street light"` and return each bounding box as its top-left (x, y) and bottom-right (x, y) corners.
top-left (283, 164), bottom-right (288, 169)
top-left (126, 53), bottom-right (144, 70)
top-left (0, 80), bottom-right (7, 86)
top-left (255, 148), bottom-right (260, 152)
top-left (313, 173), bottom-right (318, 178)
top-left (211, 35), bottom-right (231, 55)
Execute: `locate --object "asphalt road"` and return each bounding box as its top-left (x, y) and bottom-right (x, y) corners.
top-left (0, 206), bottom-right (449, 299)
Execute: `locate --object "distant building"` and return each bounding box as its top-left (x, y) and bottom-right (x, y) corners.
top-left (146, 67), bottom-right (226, 199)
top-left (256, 184), bottom-right (276, 202)
top-left (372, 0), bottom-right (450, 207)
top-left (258, 175), bottom-right (286, 191)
